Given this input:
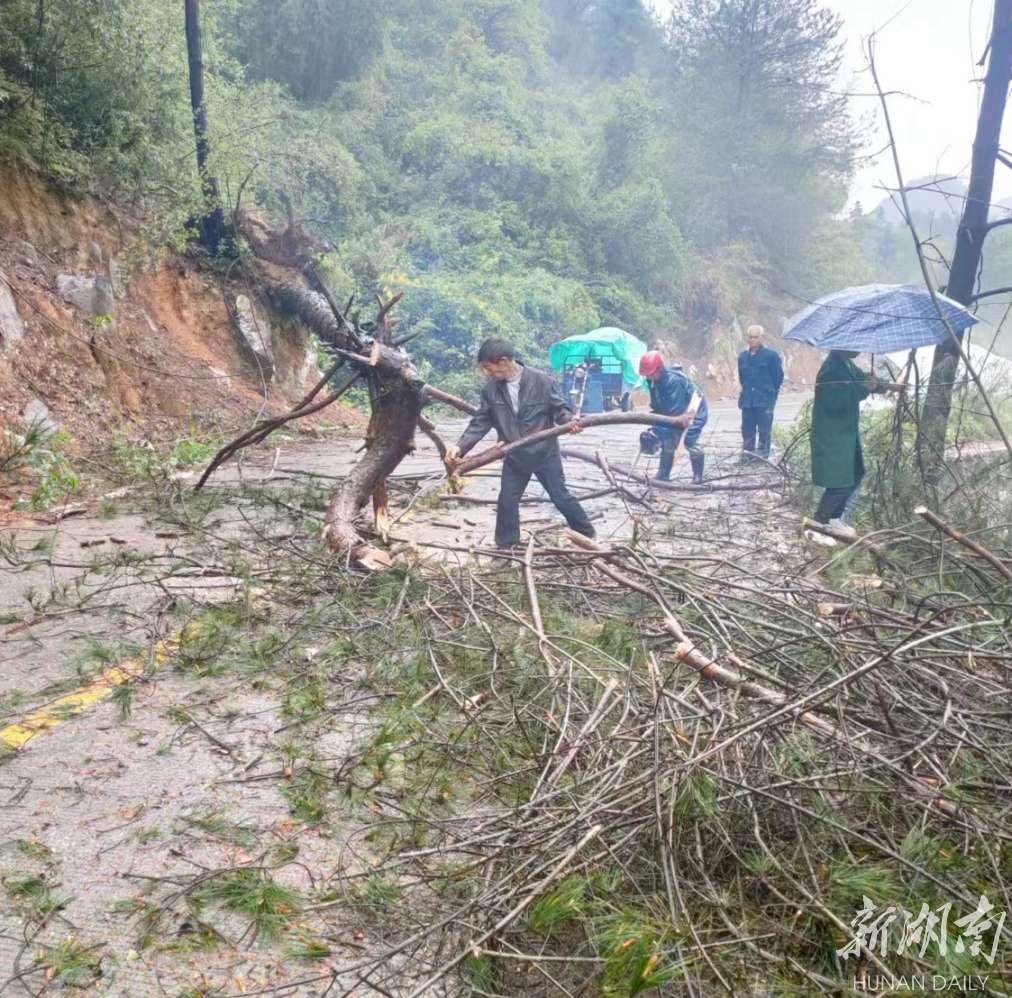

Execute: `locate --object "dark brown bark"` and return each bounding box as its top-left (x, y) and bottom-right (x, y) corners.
top-left (263, 281), bottom-right (361, 356)
top-left (322, 343), bottom-right (426, 561)
top-left (923, 0), bottom-right (1012, 454)
top-left (185, 0), bottom-right (228, 254)
top-left (254, 279), bottom-right (425, 561)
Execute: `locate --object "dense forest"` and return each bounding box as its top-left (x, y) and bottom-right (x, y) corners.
top-left (1, 0), bottom-right (1006, 382)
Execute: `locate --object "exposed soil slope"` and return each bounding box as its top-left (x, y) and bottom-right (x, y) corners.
top-left (0, 166), bottom-right (361, 450)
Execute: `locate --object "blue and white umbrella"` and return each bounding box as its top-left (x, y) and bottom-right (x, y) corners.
top-left (783, 284), bottom-right (978, 354)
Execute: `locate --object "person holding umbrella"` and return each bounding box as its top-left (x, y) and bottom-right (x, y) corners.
top-left (810, 351), bottom-right (896, 529)
top-left (782, 284), bottom-right (976, 539)
top-left (639, 351), bottom-right (707, 484)
top-left (737, 324), bottom-right (783, 459)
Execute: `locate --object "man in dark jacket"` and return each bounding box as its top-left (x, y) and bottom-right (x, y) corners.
top-left (445, 338), bottom-right (595, 550)
top-left (737, 324), bottom-right (784, 458)
top-left (640, 351), bottom-right (708, 484)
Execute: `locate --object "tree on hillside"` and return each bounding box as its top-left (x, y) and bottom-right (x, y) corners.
top-left (544, 0), bottom-right (665, 78)
top-left (185, 0), bottom-right (228, 254)
top-left (665, 0), bottom-right (855, 290)
top-left (223, 0), bottom-right (387, 101)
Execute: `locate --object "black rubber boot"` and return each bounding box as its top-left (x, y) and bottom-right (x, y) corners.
top-left (655, 448), bottom-right (674, 482)
top-left (690, 450), bottom-right (705, 485)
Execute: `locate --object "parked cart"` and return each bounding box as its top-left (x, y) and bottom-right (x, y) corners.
top-left (548, 327), bottom-right (646, 415)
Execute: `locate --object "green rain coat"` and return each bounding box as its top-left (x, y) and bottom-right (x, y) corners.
top-left (811, 352), bottom-right (872, 489)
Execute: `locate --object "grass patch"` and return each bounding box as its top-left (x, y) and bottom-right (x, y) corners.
top-left (3, 872), bottom-right (70, 920)
top-left (186, 811), bottom-right (260, 850)
top-left (13, 839), bottom-right (54, 862)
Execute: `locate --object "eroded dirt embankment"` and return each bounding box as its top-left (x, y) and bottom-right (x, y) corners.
top-left (0, 166), bottom-right (362, 459)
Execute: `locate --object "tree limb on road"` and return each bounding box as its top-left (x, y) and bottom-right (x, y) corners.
top-left (449, 412), bottom-right (693, 477)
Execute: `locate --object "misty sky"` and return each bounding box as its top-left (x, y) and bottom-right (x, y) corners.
top-left (646, 0), bottom-right (1012, 210)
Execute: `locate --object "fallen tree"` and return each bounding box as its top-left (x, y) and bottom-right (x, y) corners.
top-left (202, 211), bottom-right (762, 565)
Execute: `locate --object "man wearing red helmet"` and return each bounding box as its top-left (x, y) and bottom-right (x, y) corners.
top-left (639, 351), bottom-right (708, 484)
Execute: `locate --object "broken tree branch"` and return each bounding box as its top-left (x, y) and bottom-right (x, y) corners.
top-left (566, 531), bottom-right (841, 738)
top-left (423, 386), bottom-right (478, 416)
top-left (418, 415), bottom-right (448, 460)
top-left (452, 413), bottom-right (695, 477)
top-left (915, 505), bottom-right (1012, 582)
top-left (196, 368), bottom-right (361, 489)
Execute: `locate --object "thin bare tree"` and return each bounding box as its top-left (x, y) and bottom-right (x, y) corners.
top-left (184, 0), bottom-right (228, 254)
top-left (921, 0), bottom-right (1012, 466)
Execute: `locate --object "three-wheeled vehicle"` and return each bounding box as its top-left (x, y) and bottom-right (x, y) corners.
top-left (548, 328), bottom-right (646, 414)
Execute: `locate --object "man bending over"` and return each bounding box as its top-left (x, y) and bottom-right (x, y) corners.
top-left (640, 351), bottom-right (708, 484)
top-left (445, 338), bottom-right (596, 550)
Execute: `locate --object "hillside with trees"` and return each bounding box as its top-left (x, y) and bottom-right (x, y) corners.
top-left (0, 0), bottom-right (904, 391)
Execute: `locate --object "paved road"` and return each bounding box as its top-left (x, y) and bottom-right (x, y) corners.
top-left (0, 390), bottom-right (811, 997)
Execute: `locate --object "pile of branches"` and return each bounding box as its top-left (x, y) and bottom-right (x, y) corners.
top-left (312, 507), bottom-right (1012, 997)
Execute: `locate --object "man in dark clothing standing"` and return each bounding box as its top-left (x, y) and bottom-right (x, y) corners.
top-left (445, 338), bottom-right (595, 550)
top-left (737, 324), bottom-right (784, 458)
top-left (639, 351), bottom-right (708, 484)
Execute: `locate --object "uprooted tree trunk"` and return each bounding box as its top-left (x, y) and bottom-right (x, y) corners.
top-left (262, 279), bottom-right (429, 566)
top-left (217, 208), bottom-right (746, 568)
top-left (321, 341), bottom-right (426, 563)
top-left (199, 209), bottom-right (476, 567)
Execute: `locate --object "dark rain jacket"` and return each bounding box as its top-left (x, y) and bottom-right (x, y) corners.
top-left (737, 345), bottom-right (784, 410)
top-left (648, 366), bottom-right (708, 441)
top-left (811, 352), bottom-right (876, 488)
top-left (456, 366), bottom-right (573, 473)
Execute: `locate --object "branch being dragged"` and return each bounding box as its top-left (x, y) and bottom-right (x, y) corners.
top-left (451, 413), bottom-right (690, 477)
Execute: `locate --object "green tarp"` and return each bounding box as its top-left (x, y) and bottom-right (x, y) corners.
top-left (547, 328), bottom-right (646, 386)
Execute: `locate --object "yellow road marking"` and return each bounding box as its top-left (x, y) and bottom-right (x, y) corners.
top-left (0, 640), bottom-right (177, 751)
top-left (0, 589), bottom-right (266, 753)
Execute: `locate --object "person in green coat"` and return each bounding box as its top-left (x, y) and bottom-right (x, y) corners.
top-left (810, 350), bottom-right (902, 525)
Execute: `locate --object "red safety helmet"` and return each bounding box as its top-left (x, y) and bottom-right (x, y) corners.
top-left (639, 351), bottom-right (665, 378)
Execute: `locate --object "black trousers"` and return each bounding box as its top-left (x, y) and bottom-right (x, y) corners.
top-left (741, 407), bottom-right (773, 455)
top-left (496, 452), bottom-right (594, 548)
top-left (814, 484), bottom-right (859, 524)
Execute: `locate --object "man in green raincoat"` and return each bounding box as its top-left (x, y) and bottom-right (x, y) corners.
top-left (810, 350), bottom-right (902, 526)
